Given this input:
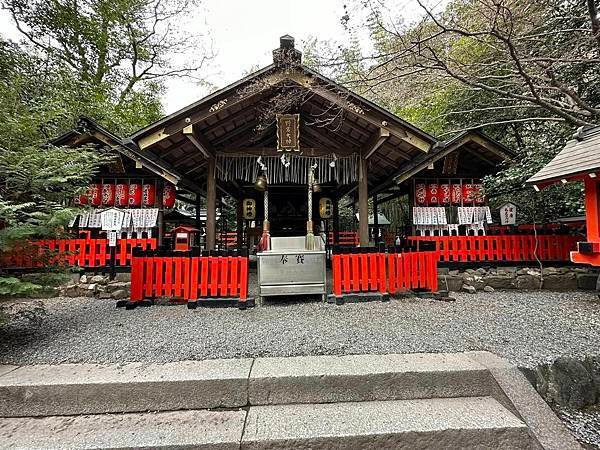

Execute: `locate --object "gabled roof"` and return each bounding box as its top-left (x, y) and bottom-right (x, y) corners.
top-left (53, 116), bottom-right (201, 193)
top-left (527, 125), bottom-right (600, 186)
top-left (52, 37), bottom-right (516, 198)
top-left (383, 129), bottom-right (515, 188)
top-left (52, 116), bottom-right (123, 147)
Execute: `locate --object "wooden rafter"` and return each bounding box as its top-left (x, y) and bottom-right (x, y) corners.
top-left (363, 128), bottom-right (390, 159)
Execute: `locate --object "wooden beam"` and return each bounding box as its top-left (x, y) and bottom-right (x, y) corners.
top-left (462, 146), bottom-right (498, 167)
top-left (301, 123), bottom-right (346, 152)
top-left (139, 128), bottom-right (172, 150)
top-left (363, 128), bottom-right (390, 159)
top-left (378, 189), bottom-right (406, 204)
top-left (183, 124), bottom-right (212, 158)
top-left (304, 81), bottom-right (431, 153)
top-left (212, 121), bottom-right (258, 147)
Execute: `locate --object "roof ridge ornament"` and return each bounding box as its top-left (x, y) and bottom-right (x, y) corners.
top-left (273, 35), bottom-right (302, 66)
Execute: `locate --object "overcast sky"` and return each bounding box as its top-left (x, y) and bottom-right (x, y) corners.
top-left (0, 0), bottom-right (437, 114)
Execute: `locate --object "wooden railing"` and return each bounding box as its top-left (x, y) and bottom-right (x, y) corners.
top-left (130, 249), bottom-right (249, 304)
top-left (0, 237), bottom-right (157, 269)
top-left (407, 235), bottom-right (579, 262)
top-left (331, 245), bottom-right (439, 296)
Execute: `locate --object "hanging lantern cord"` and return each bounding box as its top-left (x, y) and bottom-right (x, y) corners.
top-left (306, 168), bottom-right (315, 250)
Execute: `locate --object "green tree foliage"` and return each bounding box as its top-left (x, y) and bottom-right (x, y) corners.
top-left (0, 0), bottom-right (210, 296)
top-left (337, 0), bottom-right (600, 222)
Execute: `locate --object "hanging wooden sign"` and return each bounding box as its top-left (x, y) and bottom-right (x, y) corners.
top-left (276, 114), bottom-right (300, 152)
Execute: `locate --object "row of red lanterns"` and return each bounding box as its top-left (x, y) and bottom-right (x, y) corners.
top-left (415, 183), bottom-right (485, 206)
top-left (75, 183), bottom-right (177, 208)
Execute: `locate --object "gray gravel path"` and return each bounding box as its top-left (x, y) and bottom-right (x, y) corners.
top-left (1, 279), bottom-right (599, 368)
top-left (556, 407), bottom-right (600, 449)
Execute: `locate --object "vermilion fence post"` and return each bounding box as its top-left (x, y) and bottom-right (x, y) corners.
top-left (332, 252), bottom-right (342, 296)
top-left (239, 254), bottom-right (249, 300)
top-left (387, 253), bottom-right (397, 294)
top-left (130, 248), bottom-right (144, 302)
top-left (200, 255), bottom-right (209, 297)
top-left (219, 254), bottom-right (228, 297)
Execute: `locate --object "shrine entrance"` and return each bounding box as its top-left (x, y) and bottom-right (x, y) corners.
top-left (267, 187), bottom-right (309, 236)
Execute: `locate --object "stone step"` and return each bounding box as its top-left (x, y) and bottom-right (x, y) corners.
top-left (0, 353), bottom-right (506, 417)
top-left (248, 353), bottom-right (506, 406)
top-left (0, 397), bottom-right (533, 450)
top-left (242, 396), bottom-right (534, 449)
top-left (0, 409), bottom-right (246, 450)
top-left (0, 359), bottom-right (253, 417)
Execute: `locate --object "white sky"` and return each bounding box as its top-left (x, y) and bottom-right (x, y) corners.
top-left (0, 0), bottom-right (437, 114)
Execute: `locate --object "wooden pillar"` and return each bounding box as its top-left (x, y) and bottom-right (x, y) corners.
top-left (333, 191), bottom-right (340, 245)
top-left (373, 193), bottom-right (379, 244)
top-left (585, 177), bottom-right (600, 242)
top-left (206, 157), bottom-right (216, 251)
top-left (156, 179), bottom-right (164, 247)
top-left (358, 155), bottom-right (369, 246)
top-left (236, 198), bottom-right (244, 251)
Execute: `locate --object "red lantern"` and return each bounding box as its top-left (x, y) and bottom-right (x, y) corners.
top-left (142, 183), bottom-right (156, 207)
top-left (427, 183), bottom-right (439, 205)
top-left (102, 183), bottom-right (115, 206)
top-left (415, 183), bottom-right (427, 205)
top-left (440, 183), bottom-right (451, 204)
top-left (451, 184), bottom-right (462, 205)
top-left (115, 183), bottom-right (129, 207)
top-left (473, 184), bottom-right (485, 205)
top-left (128, 183), bottom-right (142, 207)
top-left (163, 184), bottom-right (177, 208)
top-left (90, 183), bottom-right (102, 206)
top-left (74, 194), bottom-right (88, 205)
top-left (462, 183), bottom-right (475, 204)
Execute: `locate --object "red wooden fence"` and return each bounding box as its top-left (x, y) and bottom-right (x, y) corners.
top-left (332, 249), bottom-right (386, 296)
top-left (0, 237), bottom-right (157, 269)
top-left (407, 235), bottom-right (579, 262)
top-left (388, 251), bottom-right (438, 294)
top-left (331, 247), bottom-right (439, 297)
top-left (130, 251), bottom-right (249, 304)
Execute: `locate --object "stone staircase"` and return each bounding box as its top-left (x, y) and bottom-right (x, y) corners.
top-left (0, 352), bottom-right (580, 449)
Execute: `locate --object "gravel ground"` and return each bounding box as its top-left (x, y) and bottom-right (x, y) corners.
top-left (1, 273), bottom-right (599, 368)
top-left (556, 407), bottom-right (600, 449)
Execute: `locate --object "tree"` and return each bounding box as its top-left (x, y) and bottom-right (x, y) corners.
top-left (331, 0), bottom-right (600, 222)
top-left (344, 0), bottom-right (600, 129)
top-left (3, 0), bottom-right (211, 106)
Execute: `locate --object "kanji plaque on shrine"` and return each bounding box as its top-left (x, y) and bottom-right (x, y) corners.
top-left (276, 114), bottom-right (300, 151)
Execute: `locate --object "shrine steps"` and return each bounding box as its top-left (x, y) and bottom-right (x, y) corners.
top-left (0, 352), bottom-right (579, 449)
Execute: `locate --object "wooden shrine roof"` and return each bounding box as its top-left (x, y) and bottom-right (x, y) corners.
top-left (53, 37), bottom-right (515, 198)
top-left (527, 125), bottom-right (600, 187)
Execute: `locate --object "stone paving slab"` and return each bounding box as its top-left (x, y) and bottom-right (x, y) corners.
top-left (0, 358), bottom-right (252, 417)
top-left (0, 366), bottom-right (17, 378)
top-left (0, 409), bottom-right (246, 450)
top-left (249, 352), bottom-right (495, 405)
top-left (241, 397), bottom-right (535, 449)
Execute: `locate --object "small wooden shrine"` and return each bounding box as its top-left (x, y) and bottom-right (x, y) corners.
top-left (528, 125), bottom-right (600, 266)
top-left (55, 36), bottom-right (514, 252)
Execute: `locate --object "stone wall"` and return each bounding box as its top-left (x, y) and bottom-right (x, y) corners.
top-left (438, 266), bottom-right (599, 293)
top-left (60, 273), bottom-right (131, 300)
top-left (523, 356), bottom-right (600, 409)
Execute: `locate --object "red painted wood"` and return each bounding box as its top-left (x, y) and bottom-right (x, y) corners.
top-left (332, 255), bottom-right (342, 296)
